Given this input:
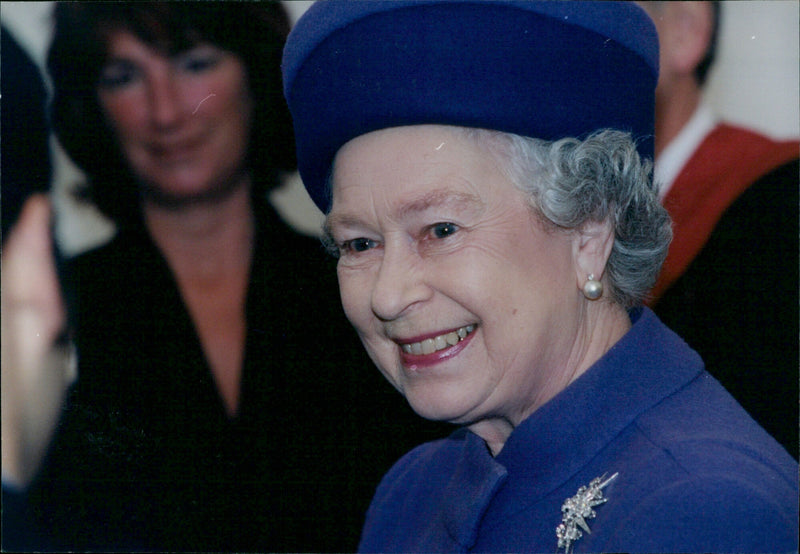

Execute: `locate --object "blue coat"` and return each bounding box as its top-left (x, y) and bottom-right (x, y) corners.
top-left (359, 308), bottom-right (798, 553)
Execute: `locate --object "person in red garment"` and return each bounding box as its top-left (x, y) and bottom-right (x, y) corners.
top-left (641, 2), bottom-right (799, 457)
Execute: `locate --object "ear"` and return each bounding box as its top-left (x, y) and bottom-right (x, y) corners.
top-left (661, 2), bottom-right (715, 77)
top-left (572, 218), bottom-right (615, 291)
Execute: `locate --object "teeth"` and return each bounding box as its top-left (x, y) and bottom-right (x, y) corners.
top-left (401, 325), bottom-right (475, 355)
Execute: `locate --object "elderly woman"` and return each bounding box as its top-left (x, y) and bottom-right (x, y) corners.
top-left (15, 3), bottom-right (445, 551)
top-left (282, 2), bottom-right (799, 552)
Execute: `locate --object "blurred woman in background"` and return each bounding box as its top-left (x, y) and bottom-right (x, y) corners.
top-left (17, 3), bottom-right (446, 551)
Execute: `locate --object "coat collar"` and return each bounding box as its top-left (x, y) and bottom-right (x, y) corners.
top-left (438, 308), bottom-right (704, 549)
top-left (495, 308), bottom-right (703, 489)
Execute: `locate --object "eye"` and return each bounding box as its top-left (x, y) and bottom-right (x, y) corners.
top-left (342, 237), bottom-right (378, 253)
top-left (430, 222), bottom-right (459, 239)
top-left (177, 48), bottom-right (221, 74)
top-left (98, 60), bottom-right (139, 89)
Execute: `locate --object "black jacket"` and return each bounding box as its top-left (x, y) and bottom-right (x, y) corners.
top-left (655, 159), bottom-right (799, 458)
top-left (27, 200), bottom-right (449, 552)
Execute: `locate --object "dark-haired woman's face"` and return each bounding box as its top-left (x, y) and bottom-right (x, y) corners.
top-left (97, 30), bottom-right (253, 204)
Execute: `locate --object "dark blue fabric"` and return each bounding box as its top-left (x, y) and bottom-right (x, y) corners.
top-left (358, 308), bottom-right (799, 553)
top-left (282, 0), bottom-right (659, 213)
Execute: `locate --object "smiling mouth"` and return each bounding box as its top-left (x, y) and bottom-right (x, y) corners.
top-left (151, 137), bottom-right (203, 158)
top-left (400, 324), bottom-right (476, 355)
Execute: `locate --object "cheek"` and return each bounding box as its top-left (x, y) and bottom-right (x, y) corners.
top-left (452, 227), bottom-right (574, 326)
top-left (440, 228), bottom-right (531, 294)
top-left (99, 93), bottom-right (145, 137)
top-left (337, 265), bottom-right (398, 379)
top-left (207, 86), bottom-right (254, 162)
top-left (208, 86), bottom-right (248, 118)
top-left (204, 68), bottom-right (253, 120)
top-left (337, 265), bottom-right (373, 331)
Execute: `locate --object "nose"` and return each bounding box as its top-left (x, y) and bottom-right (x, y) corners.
top-left (147, 72), bottom-right (183, 129)
top-left (370, 242), bottom-right (432, 322)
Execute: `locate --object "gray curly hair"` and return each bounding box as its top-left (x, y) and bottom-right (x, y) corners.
top-left (469, 128), bottom-right (672, 308)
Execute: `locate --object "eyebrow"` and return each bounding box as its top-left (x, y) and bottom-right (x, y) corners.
top-left (396, 189), bottom-right (480, 220)
top-left (325, 188), bottom-right (481, 234)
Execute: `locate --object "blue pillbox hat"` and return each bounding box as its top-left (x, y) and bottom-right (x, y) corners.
top-left (283, 0), bottom-right (659, 213)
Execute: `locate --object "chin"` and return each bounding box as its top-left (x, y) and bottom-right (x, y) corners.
top-left (142, 175), bottom-right (244, 208)
top-left (404, 390), bottom-right (479, 425)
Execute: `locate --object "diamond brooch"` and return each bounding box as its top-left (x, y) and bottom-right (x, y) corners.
top-left (556, 472), bottom-right (618, 554)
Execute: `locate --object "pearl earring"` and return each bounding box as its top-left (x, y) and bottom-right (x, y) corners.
top-left (583, 274), bottom-right (603, 300)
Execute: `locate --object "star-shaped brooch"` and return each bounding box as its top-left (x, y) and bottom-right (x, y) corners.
top-left (556, 472), bottom-right (618, 554)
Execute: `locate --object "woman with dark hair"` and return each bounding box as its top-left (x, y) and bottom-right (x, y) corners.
top-left (18, 3), bottom-right (446, 551)
top-left (47, 1), bottom-right (296, 226)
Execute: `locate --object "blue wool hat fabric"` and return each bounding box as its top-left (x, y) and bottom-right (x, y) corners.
top-left (283, 0), bottom-right (659, 213)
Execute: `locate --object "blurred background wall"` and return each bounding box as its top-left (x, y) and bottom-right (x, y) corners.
top-left (2, 1), bottom-right (798, 256)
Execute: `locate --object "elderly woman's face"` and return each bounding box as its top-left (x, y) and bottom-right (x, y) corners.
top-left (328, 125), bottom-right (588, 434)
top-left (97, 30), bottom-right (253, 203)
